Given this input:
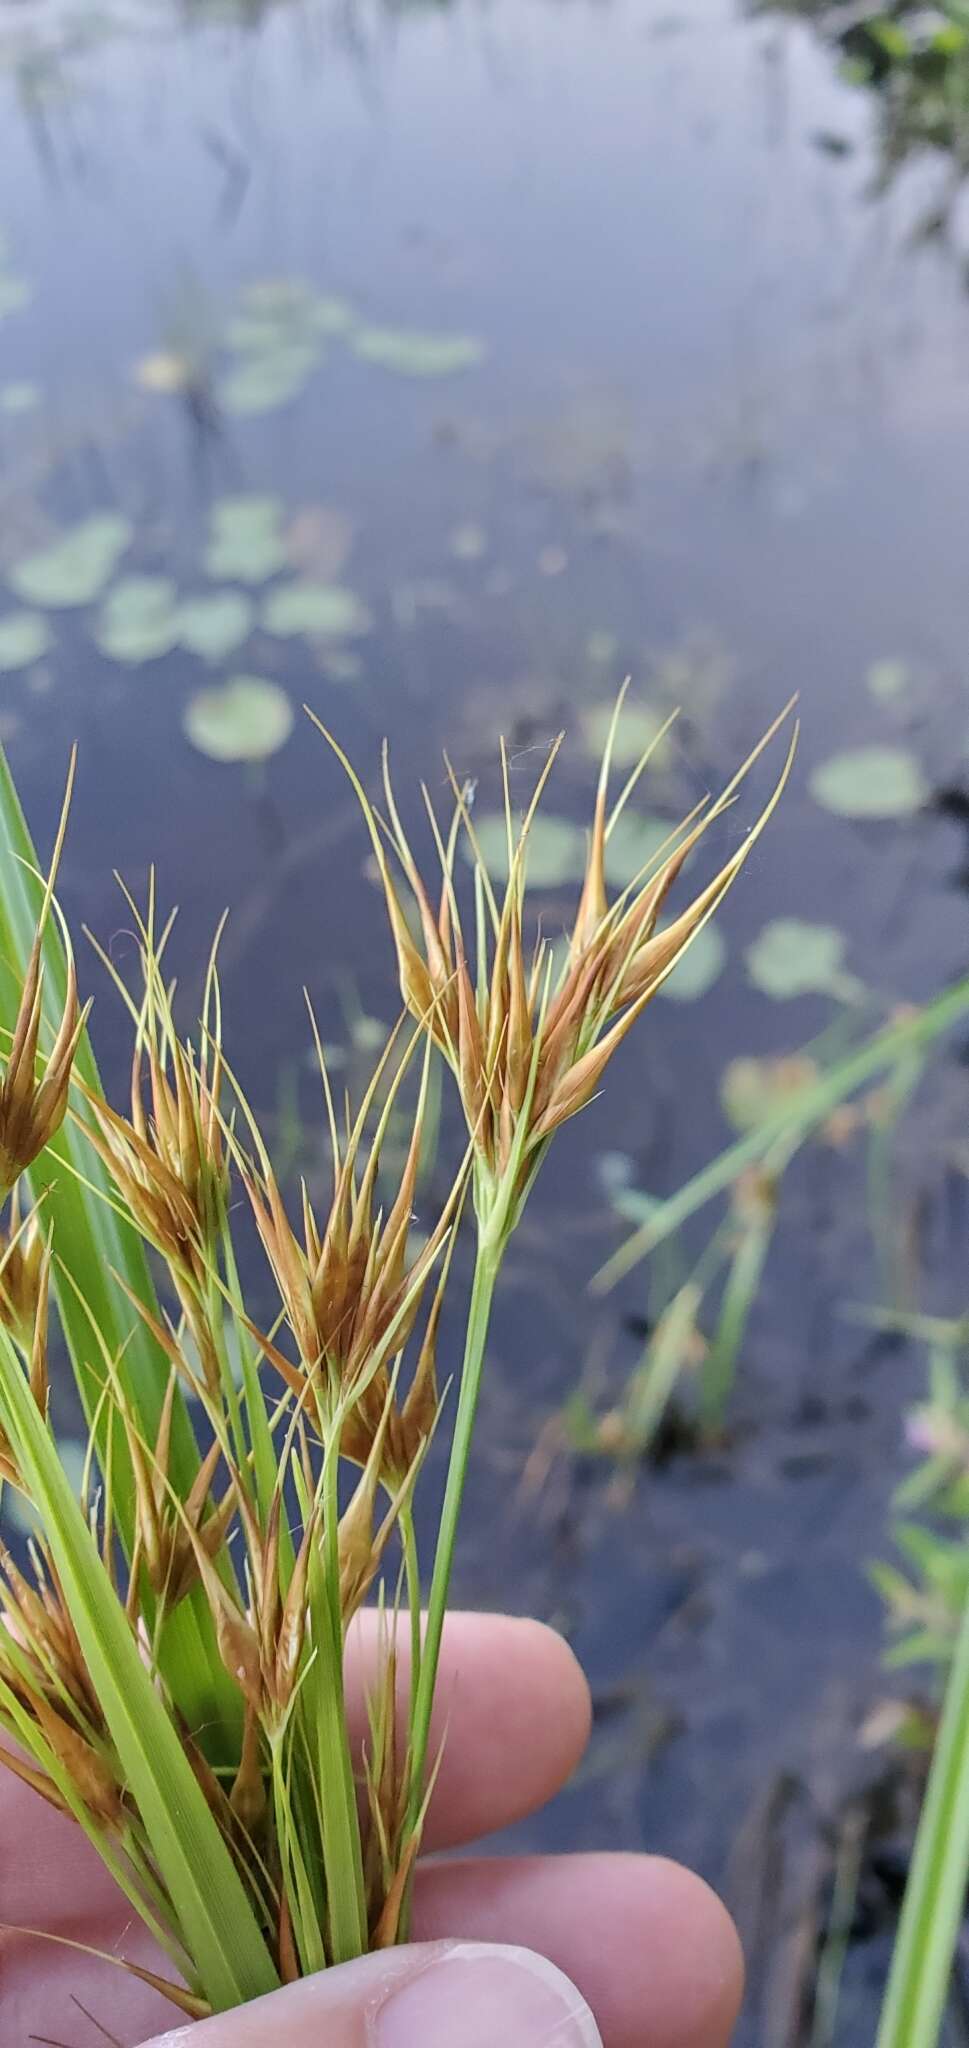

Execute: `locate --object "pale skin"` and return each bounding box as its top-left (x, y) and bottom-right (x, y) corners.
top-left (0, 1613), bottom-right (743, 2047)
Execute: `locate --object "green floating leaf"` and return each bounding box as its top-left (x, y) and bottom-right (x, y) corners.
top-left (586, 629), bottom-right (620, 667)
top-left (94, 576), bottom-right (180, 665)
top-left (867, 657), bottom-right (911, 703)
top-left (204, 496), bottom-right (287, 584)
top-left (0, 380), bottom-right (40, 415)
top-left (0, 273), bottom-right (31, 319)
top-left (352, 325), bottom-right (486, 377)
top-left (471, 812), bottom-right (586, 887)
top-left (810, 745), bottom-right (927, 819)
top-left (719, 1052), bottom-right (818, 1133)
top-left (658, 920), bottom-right (725, 1002)
top-left (220, 343), bottom-right (319, 417)
top-left (260, 581), bottom-right (371, 640)
top-left (312, 294), bottom-right (354, 336)
top-left (9, 513), bottom-right (132, 608)
top-left (604, 809), bottom-right (677, 885)
top-left (178, 590), bottom-right (252, 663)
top-left (745, 917), bottom-right (850, 999)
top-left (0, 610), bottom-right (51, 672)
top-left (184, 675), bottom-right (293, 762)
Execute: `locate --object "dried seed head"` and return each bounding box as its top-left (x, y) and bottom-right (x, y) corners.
top-left (320, 697), bottom-right (797, 1222)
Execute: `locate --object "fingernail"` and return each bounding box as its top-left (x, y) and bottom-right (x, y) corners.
top-left (375, 1941), bottom-right (602, 2047)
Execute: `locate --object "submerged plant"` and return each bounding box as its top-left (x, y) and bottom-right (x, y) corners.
top-left (0, 694), bottom-right (794, 2021)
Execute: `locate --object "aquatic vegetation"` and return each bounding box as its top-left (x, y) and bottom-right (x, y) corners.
top-left (203, 496), bottom-right (288, 584)
top-left (581, 698), bottom-right (673, 771)
top-left (260, 581), bottom-right (371, 640)
top-left (177, 590), bottom-right (253, 664)
top-left (8, 514), bottom-right (132, 609)
top-left (183, 674), bottom-right (294, 762)
top-left (94, 575), bottom-right (181, 665)
top-left (350, 326), bottom-right (486, 376)
top-left (810, 745), bottom-right (928, 818)
top-left (0, 697), bottom-right (791, 2018)
top-left (867, 657), bottom-right (913, 703)
top-left (745, 917), bottom-right (862, 1002)
top-left (0, 612), bottom-right (51, 673)
top-left (0, 380), bottom-right (39, 415)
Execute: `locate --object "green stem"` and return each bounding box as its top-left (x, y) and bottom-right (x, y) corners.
top-left (876, 1590), bottom-right (969, 2048)
top-left (401, 1505), bottom-right (422, 1738)
top-left (407, 1231), bottom-right (501, 1827)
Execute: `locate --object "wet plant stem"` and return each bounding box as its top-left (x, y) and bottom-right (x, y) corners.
top-left (876, 1588), bottom-right (969, 2048)
top-left (406, 1227), bottom-right (503, 1831)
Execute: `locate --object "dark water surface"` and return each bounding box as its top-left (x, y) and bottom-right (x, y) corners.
top-left (4, 0), bottom-right (969, 2038)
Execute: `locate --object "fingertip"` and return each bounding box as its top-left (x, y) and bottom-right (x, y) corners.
top-left (636, 1857), bottom-right (744, 2048)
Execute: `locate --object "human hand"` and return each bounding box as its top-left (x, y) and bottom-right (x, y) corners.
top-left (1, 1613), bottom-right (742, 2047)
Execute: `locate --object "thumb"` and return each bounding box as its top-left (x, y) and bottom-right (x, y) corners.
top-left (142, 1940), bottom-right (602, 2048)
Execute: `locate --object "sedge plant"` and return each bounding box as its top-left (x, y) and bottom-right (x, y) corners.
top-left (0, 692), bottom-right (793, 2022)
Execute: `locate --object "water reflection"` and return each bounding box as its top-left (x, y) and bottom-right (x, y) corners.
top-left (2, 0), bottom-right (969, 2038)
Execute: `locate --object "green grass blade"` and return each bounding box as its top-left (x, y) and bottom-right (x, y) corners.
top-left (0, 1332), bottom-right (279, 2013)
top-left (0, 749), bottom-right (238, 1742)
top-left (596, 976), bottom-right (969, 1289)
top-left (876, 1589), bottom-right (969, 2048)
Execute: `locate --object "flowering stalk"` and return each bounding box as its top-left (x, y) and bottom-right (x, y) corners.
top-left (319, 688), bottom-right (797, 1826)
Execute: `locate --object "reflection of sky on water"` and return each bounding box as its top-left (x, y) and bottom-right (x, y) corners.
top-left (2, 6), bottom-right (969, 2036)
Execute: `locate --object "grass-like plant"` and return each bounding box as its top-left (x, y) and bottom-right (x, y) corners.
top-left (0, 695), bottom-right (793, 2021)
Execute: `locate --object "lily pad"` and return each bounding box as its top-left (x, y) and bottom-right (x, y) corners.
top-left (810, 745), bottom-right (927, 819)
top-left (220, 343), bottom-right (320, 416)
top-left (658, 920), bottom-right (726, 1002)
top-left (312, 294), bottom-right (354, 335)
top-left (184, 675), bottom-right (293, 763)
top-left (0, 381), bottom-right (40, 415)
top-left (352, 326), bottom-right (486, 377)
top-left (471, 812), bottom-right (586, 887)
top-left (0, 273), bottom-right (30, 320)
top-left (177, 590), bottom-right (252, 663)
top-left (95, 576), bottom-right (180, 664)
top-left (604, 809), bottom-right (678, 886)
top-left (581, 703), bottom-right (672, 773)
top-left (867, 657), bottom-right (911, 703)
top-left (9, 513), bottom-right (132, 608)
top-left (0, 610), bottom-right (51, 671)
top-left (746, 918), bottom-right (850, 1000)
top-left (720, 1052), bottom-right (819, 1133)
top-left (204, 497), bottom-right (287, 583)
top-left (260, 581), bottom-right (371, 639)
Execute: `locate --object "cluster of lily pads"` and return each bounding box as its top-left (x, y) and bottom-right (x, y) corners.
top-left (0, 496), bottom-right (373, 762)
top-left (137, 277), bottom-right (487, 422)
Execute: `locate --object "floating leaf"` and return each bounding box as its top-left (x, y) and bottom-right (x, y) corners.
top-left (204, 497), bottom-right (287, 584)
top-left (586, 629), bottom-right (620, 666)
top-left (450, 523), bottom-right (488, 561)
top-left (810, 745), bottom-right (927, 819)
top-left (0, 274), bottom-right (30, 320)
top-left (352, 326), bottom-right (485, 377)
top-left (220, 344), bottom-right (319, 417)
top-left (94, 576), bottom-right (180, 664)
top-left (177, 590), bottom-right (252, 663)
top-left (184, 675), bottom-right (293, 762)
top-left (312, 294), bottom-right (354, 335)
top-left (866, 657), bottom-right (911, 703)
top-left (581, 703), bottom-right (672, 772)
top-left (0, 611), bottom-right (51, 672)
top-left (260, 581), bottom-right (371, 640)
top-left (285, 505), bottom-right (354, 581)
top-left (0, 381), bottom-right (40, 415)
top-left (471, 812), bottom-right (586, 887)
top-left (746, 918), bottom-right (851, 999)
top-left (604, 809), bottom-right (677, 886)
top-left (658, 920), bottom-right (725, 1002)
top-left (720, 1053), bottom-right (818, 1133)
top-left (9, 514), bottom-right (132, 608)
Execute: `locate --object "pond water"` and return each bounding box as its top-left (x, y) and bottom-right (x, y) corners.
top-left (4, 0), bottom-right (969, 2037)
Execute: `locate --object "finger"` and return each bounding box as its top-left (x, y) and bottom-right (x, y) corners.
top-left (344, 1610), bottom-right (592, 1849)
top-left (411, 1854), bottom-right (744, 2048)
top-left (140, 1941), bottom-right (601, 2048)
